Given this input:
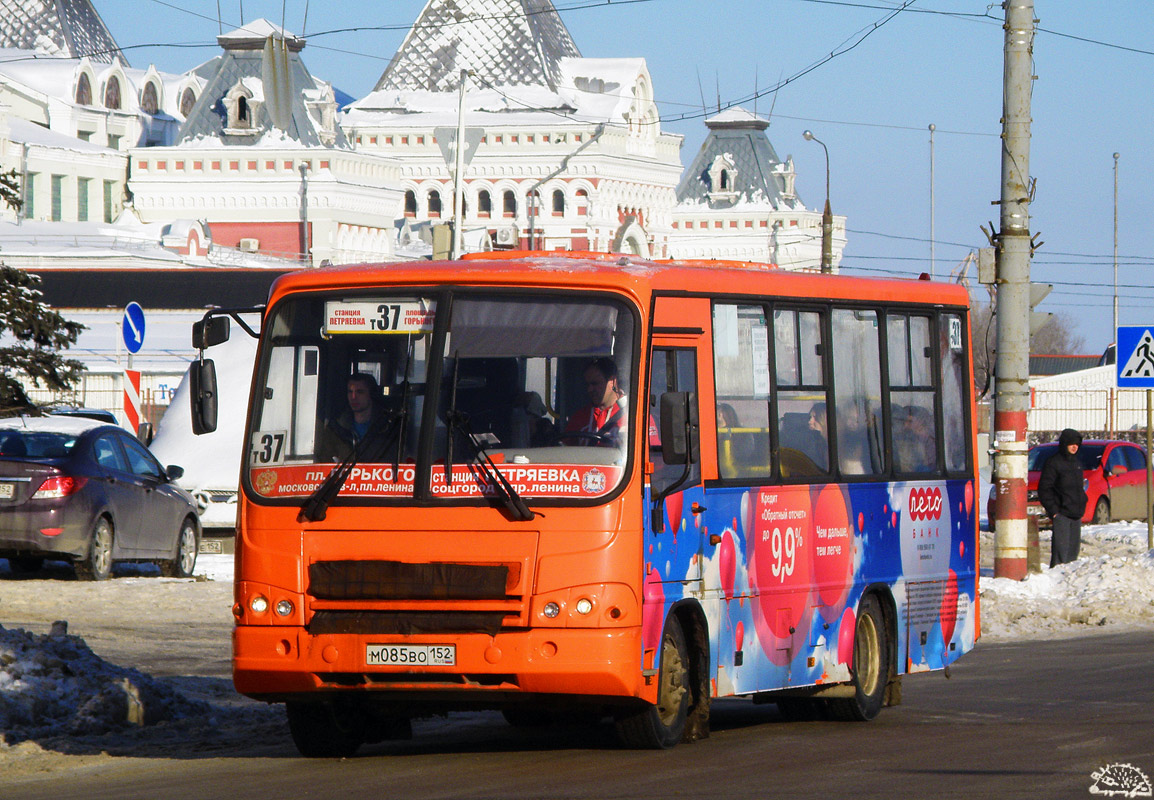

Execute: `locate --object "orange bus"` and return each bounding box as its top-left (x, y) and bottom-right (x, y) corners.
top-left (191, 252), bottom-right (979, 756)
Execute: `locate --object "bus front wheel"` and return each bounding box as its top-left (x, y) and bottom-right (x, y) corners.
top-left (286, 699), bottom-right (365, 758)
top-left (615, 617), bottom-right (691, 749)
top-left (827, 594), bottom-right (889, 722)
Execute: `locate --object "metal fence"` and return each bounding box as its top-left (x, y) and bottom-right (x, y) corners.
top-left (1028, 388), bottom-right (1152, 444)
top-left (21, 370), bottom-right (185, 430)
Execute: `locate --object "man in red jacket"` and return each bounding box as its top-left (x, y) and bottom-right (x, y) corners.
top-left (563, 358), bottom-right (627, 448)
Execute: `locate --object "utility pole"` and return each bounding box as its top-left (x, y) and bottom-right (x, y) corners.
top-left (992, 0), bottom-right (1036, 580)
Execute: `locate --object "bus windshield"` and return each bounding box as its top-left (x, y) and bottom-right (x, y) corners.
top-left (246, 290), bottom-right (636, 504)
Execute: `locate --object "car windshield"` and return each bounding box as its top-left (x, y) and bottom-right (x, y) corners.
top-left (246, 289), bottom-right (636, 505)
top-left (0, 431), bottom-right (78, 459)
top-left (1028, 442), bottom-right (1105, 472)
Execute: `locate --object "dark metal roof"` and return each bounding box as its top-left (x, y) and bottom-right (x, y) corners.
top-left (1029, 354), bottom-right (1101, 376)
top-left (30, 268), bottom-right (292, 309)
top-left (676, 107), bottom-right (792, 209)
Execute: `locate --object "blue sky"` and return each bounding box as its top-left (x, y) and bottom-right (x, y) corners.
top-left (98, 1), bottom-right (1154, 353)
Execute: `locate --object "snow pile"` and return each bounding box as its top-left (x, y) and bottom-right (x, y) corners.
top-left (0, 626), bottom-right (209, 744)
top-left (979, 522), bottom-right (1154, 639)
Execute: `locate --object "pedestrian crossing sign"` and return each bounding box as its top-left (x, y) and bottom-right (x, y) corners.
top-left (1116, 326), bottom-right (1154, 387)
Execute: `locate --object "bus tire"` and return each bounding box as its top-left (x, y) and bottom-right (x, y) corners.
top-left (827, 594), bottom-right (888, 722)
top-left (615, 617), bottom-right (690, 749)
top-left (286, 700), bottom-right (365, 758)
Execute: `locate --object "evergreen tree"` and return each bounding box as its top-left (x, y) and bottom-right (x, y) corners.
top-left (0, 167), bottom-right (20, 211)
top-left (0, 172), bottom-right (85, 414)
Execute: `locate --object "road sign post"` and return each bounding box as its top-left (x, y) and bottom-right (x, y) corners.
top-left (1116, 325), bottom-right (1154, 550)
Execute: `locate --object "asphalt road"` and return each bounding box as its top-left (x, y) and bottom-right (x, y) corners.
top-left (6, 629), bottom-right (1152, 800)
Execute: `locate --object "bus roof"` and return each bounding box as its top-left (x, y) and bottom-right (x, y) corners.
top-left (266, 252), bottom-right (970, 309)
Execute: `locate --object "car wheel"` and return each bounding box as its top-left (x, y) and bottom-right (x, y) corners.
top-left (75, 517), bottom-right (114, 581)
top-left (159, 517), bottom-right (199, 578)
top-left (1092, 497), bottom-right (1110, 525)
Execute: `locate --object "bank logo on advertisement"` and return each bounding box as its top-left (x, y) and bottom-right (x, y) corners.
top-left (1089, 763), bottom-right (1152, 797)
top-left (908, 486), bottom-right (943, 521)
top-left (254, 469), bottom-right (278, 496)
top-left (583, 468), bottom-right (606, 495)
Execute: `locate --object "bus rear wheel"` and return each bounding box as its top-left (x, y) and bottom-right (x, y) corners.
top-left (827, 594), bottom-right (889, 722)
top-left (286, 699), bottom-right (365, 758)
top-left (615, 617), bottom-right (690, 749)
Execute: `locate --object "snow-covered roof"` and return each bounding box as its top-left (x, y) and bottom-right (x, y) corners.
top-left (374, 0), bottom-right (580, 94)
top-left (2, 114), bottom-right (116, 153)
top-left (0, 0), bottom-right (126, 65)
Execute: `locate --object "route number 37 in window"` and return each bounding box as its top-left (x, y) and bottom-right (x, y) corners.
top-left (250, 431), bottom-right (286, 465)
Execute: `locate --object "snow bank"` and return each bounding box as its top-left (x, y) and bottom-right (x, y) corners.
top-left (0, 626), bottom-right (209, 743)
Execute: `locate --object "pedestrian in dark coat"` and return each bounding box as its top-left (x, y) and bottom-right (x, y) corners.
top-left (1037, 428), bottom-right (1088, 567)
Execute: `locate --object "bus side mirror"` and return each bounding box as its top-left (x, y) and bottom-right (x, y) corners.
top-left (190, 359), bottom-right (219, 435)
top-left (659, 392), bottom-right (699, 465)
top-left (193, 316), bottom-right (230, 349)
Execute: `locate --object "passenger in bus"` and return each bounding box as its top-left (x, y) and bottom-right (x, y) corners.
top-left (895, 404), bottom-right (937, 473)
top-left (837, 401), bottom-right (871, 475)
top-left (316, 373), bottom-right (397, 462)
top-left (803, 402), bottom-right (829, 471)
top-left (563, 357), bottom-right (627, 448)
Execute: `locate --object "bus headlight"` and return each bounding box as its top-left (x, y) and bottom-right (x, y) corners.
top-left (250, 595), bottom-right (269, 614)
top-left (275, 599), bottom-right (295, 617)
top-left (575, 598), bottom-right (593, 615)
top-left (542, 602), bottom-right (561, 618)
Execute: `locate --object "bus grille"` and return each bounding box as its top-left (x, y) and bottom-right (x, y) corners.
top-left (308, 610), bottom-right (507, 635)
top-left (308, 560), bottom-right (511, 600)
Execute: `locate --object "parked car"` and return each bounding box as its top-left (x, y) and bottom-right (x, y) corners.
top-left (48, 407), bottom-right (119, 424)
top-left (0, 416), bottom-right (200, 580)
top-left (987, 439), bottom-right (1149, 528)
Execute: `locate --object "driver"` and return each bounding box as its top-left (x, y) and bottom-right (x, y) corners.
top-left (563, 357), bottom-right (627, 448)
top-left (316, 373), bottom-right (396, 462)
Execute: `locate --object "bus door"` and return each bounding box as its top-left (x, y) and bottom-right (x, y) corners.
top-left (644, 297), bottom-right (718, 635)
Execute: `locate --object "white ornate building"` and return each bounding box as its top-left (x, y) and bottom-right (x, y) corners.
top-left (342, 0), bottom-right (684, 258)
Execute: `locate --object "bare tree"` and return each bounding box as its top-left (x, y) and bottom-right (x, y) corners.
top-left (970, 296), bottom-right (1088, 398)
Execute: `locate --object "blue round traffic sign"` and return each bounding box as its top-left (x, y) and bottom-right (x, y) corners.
top-left (122, 302), bottom-right (146, 354)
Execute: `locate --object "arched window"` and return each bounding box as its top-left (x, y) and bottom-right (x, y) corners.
top-left (552, 189), bottom-right (565, 216)
top-left (141, 82), bottom-right (158, 115)
top-left (478, 190), bottom-right (492, 217)
top-left (404, 190), bottom-right (417, 216)
top-left (719, 170), bottom-right (729, 190)
top-left (237, 96), bottom-right (249, 124)
top-left (428, 190), bottom-right (442, 217)
top-left (103, 75), bottom-right (121, 110)
top-left (75, 73), bottom-right (92, 105)
top-left (502, 190), bottom-right (516, 217)
top-left (180, 87), bottom-right (196, 118)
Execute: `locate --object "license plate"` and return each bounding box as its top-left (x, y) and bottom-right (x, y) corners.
top-left (366, 644), bottom-right (455, 666)
top-left (0, 483), bottom-right (13, 500)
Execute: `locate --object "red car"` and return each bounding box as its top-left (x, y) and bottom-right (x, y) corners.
top-left (987, 439), bottom-right (1150, 528)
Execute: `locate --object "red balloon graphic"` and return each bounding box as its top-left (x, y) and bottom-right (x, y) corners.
top-left (964, 480), bottom-right (974, 514)
top-left (837, 606), bottom-right (856, 665)
top-left (857, 511), bottom-right (864, 532)
top-left (748, 487), bottom-right (814, 666)
top-left (941, 569), bottom-right (959, 646)
top-left (641, 568), bottom-right (666, 653)
top-left (719, 530), bottom-right (736, 601)
top-left (735, 621), bottom-right (744, 654)
top-left (959, 539), bottom-right (966, 559)
top-left (813, 485), bottom-right (853, 613)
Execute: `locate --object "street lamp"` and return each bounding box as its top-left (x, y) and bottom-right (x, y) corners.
top-left (802, 130), bottom-right (833, 273)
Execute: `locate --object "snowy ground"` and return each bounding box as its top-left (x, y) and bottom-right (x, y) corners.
top-left (1, 525), bottom-right (1153, 775)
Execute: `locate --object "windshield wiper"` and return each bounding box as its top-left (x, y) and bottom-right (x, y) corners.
top-left (298, 409), bottom-right (406, 523)
top-left (443, 356), bottom-right (534, 522)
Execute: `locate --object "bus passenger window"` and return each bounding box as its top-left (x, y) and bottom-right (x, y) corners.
top-left (889, 312), bottom-right (939, 475)
top-left (940, 313), bottom-right (969, 472)
top-left (772, 308), bottom-right (829, 479)
top-left (712, 304), bottom-right (771, 479)
top-left (831, 309), bottom-right (884, 476)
